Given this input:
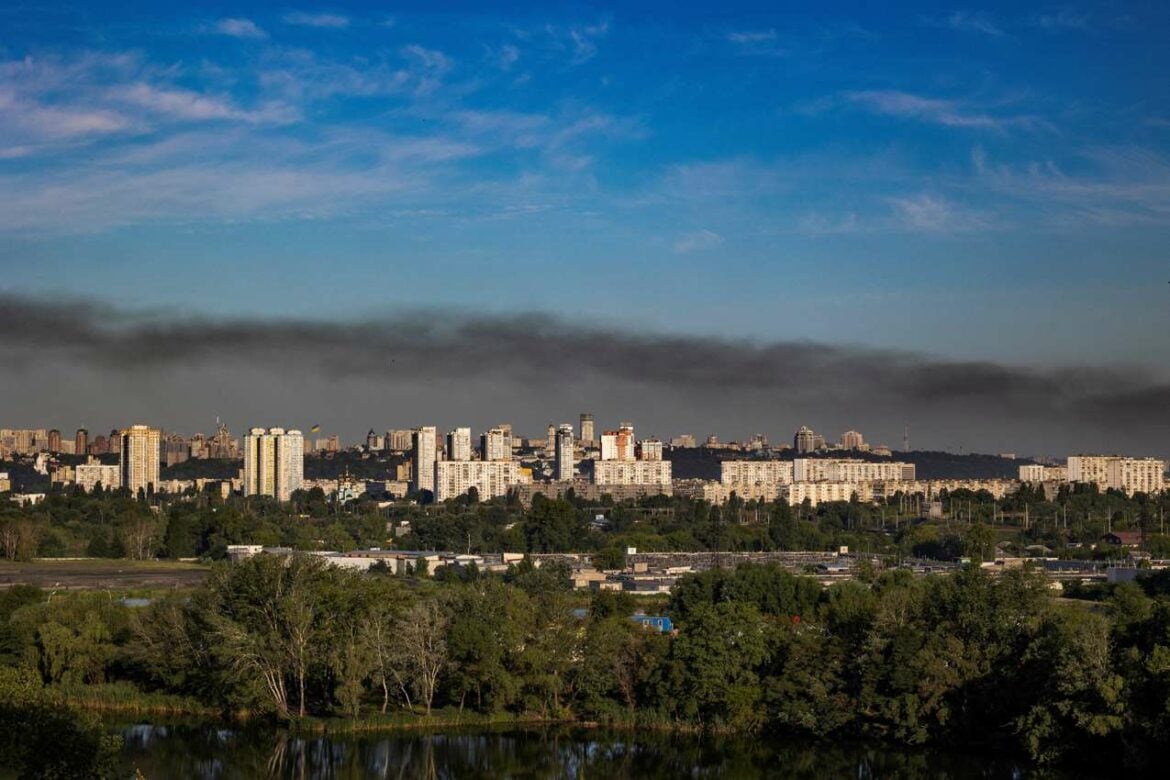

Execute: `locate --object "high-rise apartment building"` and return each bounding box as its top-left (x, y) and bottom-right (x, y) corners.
top-left (0, 429), bottom-right (45, 455)
top-left (1019, 464), bottom-right (1068, 483)
top-left (165, 434), bottom-right (191, 467)
top-left (447, 427), bottom-right (472, 462)
top-left (412, 426), bottom-right (438, 495)
top-left (1067, 455), bottom-right (1166, 495)
top-left (1107, 458), bottom-right (1165, 496)
top-left (793, 458), bottom-right (914, 483)
top-left (588, 459), bottom-right (672, 486)
top-left (554, 424), bottom-right (575, 481)
top-left (793, 426), bottom-right (817, 453)
top-left (434, 460), bottom-right (529, 501)
top-left (600, 423), bottom-right (635, 461)
top-left (119, 425), bottom-right (161, 496)
top-left (313, 434), bottom-right (341, 453)
top-left (481, 427), bottom-right (512, 461)
top-left (721, 460), bottom-right (795, 487)
top-left (580, 413), bottom-right (595, 445)
top-left (75, 458), bottom-right (121, 493)
top-left (209, 422), bottom-right (237, 459)
top-left (243, 427), bottom-right (304, 502)
top-left (785, 482), bottom-right (865, 507)
top-left (74, 428), bottom-right (88, 456)
top-left (386, 429), bottom-right (414, 452)
top-left (839, 430), bottom-right (865, 450)
top-left (47, 429), bottom-right (62, 452)
top-left (637, 439), bottom-right (664, 461)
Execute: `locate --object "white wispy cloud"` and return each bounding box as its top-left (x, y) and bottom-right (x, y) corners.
top-left (399, 45), bottom-right (452, 94)
top-left (727, 29), bottom-right (777, 44)
top-left (109, 83), bottom-right (295, 124)
top-left (648, 159), bottom-right (789, 207)
top-left (568, 21), bottom-right (609, 64)
top-left (673, 229), bottom-right (724, 253)
top-left (521, 20), bottom-right (609, 64)
top-left (256, 44), bottom-right (454, 101)
top-left (451, 109), bottom-right (549, 139)
top-left (839, 90), bottom-right (1042, 130)
top-left (940, 10), bottom-right (1004, 36)
top-left (0, 31), bottom-right (644, 235)
top-left (886, 194), bottom-right (993, 232)
top-left (0, 117), bottom-right (491, 232)
top-left (494, 44), bottom-right (520, 71)
top-left (725, 28), bottom-right (787, 55)
top-left (797, 212), bottom-right (860, 236)
top-left (213, 18), bottom-right (268, 39)
top-left (1035, 7), bottom-right (1090, 31)
top-left (283, 11), bottom-right (351, 29)
top-left (0, 162), bottom-right (410, 233)
top-left (973, 146), bottom-right (1170, 226)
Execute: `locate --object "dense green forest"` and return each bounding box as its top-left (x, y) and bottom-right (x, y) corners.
top-left (2, 557), bottom-right (1169, 777)
top-left (2, 481), bottom-right (1169, 563)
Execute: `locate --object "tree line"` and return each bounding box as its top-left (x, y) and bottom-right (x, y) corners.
top-left (3, 482), bottom-right (1170, 565)
top-left (3, 556), bottom-right (1170, 773)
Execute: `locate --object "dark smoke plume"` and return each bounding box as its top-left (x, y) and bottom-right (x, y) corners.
top-left (1, 293), bottom-right (1167, 453)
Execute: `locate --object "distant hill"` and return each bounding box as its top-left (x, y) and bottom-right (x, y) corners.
top-left (157, 451), bottom-right (407, 482)
top-left (303, 451), bottom-right (406, 480)
top-left (0, 460), bottom-right (50, 492)
top-left (161, 458), bottom-right (241, 480)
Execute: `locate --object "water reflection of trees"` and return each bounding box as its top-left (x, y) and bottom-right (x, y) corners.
top-left (123, 725), bottom-right (1029, 779)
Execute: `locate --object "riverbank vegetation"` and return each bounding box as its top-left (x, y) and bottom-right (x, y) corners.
top-left (3, 556), bottom-right (1170, 775)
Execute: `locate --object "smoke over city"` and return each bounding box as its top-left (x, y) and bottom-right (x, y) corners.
top-left (1, 293), bottom-right (1167, 456)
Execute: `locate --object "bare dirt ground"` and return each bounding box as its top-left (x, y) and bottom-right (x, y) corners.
top-left (0, 559), bottom-right (211, 591)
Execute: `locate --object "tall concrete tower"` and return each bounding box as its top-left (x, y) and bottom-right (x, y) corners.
top-left (554, 424), bottom-right (575, 481)
top-left (243, 427), bottom-right (304, 502)
top-left (412, 426), bottom-right (438, 495)
top-left (119, 424), bottom-right (161, 496)
top-left (579, 413), bottom-right (594, 445)
top-left (446, 427), bottom-right (472, 461)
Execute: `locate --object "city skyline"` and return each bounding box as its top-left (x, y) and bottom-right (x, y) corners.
top-left (0, 411), bottom-right (1166, 465)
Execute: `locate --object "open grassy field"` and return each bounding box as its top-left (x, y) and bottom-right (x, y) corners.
top-left (0, 558), bottom-right (211, 590)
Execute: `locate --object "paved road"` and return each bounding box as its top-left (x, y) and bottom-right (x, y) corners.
top-left (0, 560), bottom-right (211, 590)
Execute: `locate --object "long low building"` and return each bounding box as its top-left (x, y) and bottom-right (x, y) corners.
top-left (680, 479), bottom-right (782, 503)
top-left (1067, 455), bottom-right (1166, 496)
top-left (515, 481), bottom-right (672, 506)
top-left (794, 458), bottom-right (915, 483)
top-left (786, 481), bottom-right (866, 507)
top-left (720, 460), bottom-right (794, 487)
top-left (1019, 464), bottom-right (1068, 483)
top-left (874, 479), bottom-right (1020, 501)
top-left (434, 460), bottom-right (530, 501)
top-left (782, 478), bottom-right (1022, 506)
top-left (586, 459), bottom-right (672, 486)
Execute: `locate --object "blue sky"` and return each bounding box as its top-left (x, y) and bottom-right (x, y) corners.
top-left (2, 0), bottom-right (1169, 367)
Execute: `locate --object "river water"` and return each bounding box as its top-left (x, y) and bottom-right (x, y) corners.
top-left (120, 722), bottom-right (1040, 779)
